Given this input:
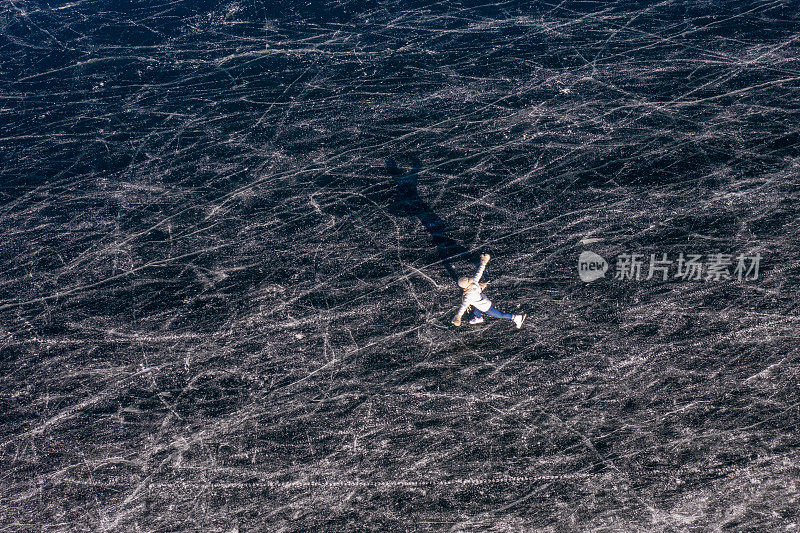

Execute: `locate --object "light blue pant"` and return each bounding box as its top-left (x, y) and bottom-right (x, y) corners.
top-left (473, 306), bottom-right (513, 321)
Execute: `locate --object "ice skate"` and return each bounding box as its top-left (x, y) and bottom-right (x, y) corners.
top-left (512, 313), bottom-right (526, 329)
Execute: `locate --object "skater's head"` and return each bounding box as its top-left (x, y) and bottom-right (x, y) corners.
top-left (458, 277), bottom-right (472, 290)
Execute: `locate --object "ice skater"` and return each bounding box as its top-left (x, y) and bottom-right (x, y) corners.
top-left (451, 253), bottom-right (526, 329)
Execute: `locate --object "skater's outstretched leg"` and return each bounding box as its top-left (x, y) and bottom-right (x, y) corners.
top-left (483, 305), bottom-right (526, 329)
top-left (484, 306), bottom-right (513, 320)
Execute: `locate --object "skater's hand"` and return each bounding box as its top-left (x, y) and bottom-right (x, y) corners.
top-left (480, 253), bottom-right (491, 264)
top-left (451, 317), bottom-right (462, 327)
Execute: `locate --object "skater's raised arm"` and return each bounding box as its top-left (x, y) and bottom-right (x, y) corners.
top-left (473, 253), bottom-right (490, 283)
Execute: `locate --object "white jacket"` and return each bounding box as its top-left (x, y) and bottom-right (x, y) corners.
top-left (454, 263), bottom-right (492, 319)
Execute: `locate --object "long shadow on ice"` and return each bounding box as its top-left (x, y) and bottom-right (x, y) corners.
top-left (386, 157), bottom-right (476, 281)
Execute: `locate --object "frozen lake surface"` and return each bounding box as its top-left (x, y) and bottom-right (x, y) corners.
top-left (1, 1), bottom-right (799, 530)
